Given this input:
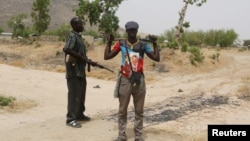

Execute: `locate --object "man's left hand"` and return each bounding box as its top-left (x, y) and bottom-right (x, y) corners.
top-left (148, 34), bottom-right (158, 43)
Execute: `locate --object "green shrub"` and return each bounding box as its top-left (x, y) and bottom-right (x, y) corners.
top-left (35, 42), bottom-right (41, 48)
top-left (56, 24), bottom-right (71, 41)
top-left (44, 23), bottom-right (71, 41)
top-left (188, 46), bottom-right (204, 67)
top-left (56, 50), bottom-right (61, 56)
top-left (209, 52), bottom-right (220, 61)
top-left (243, 40), bottom-right (250, 46)
top-left (0, 95), bottom-right (16, 106)
top-left (181, 42), bottom-right (189, 52)
top-left (167, 41), bottom-right (179, 49)
top-left (84, 30), bottom-right (99, 39)
top-left (0, 26), bottom-right (4, 33)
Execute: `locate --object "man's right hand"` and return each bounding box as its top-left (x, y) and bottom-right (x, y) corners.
top-left (87, 59), bottom-right (98, 66)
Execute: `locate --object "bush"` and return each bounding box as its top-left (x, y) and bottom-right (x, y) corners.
top-left (209, 52), bottom-right (220, 62)
top-left (44, 23), bottom-right (71, 41)
top-left (181, 42), bottom-right (189, 52)
top-left (56, 24), bottom-right (71, 41)
top-left (84, 30), bottom-right (99, 39)
top-left (188, 46), bottom-right (205, 67)
top-left (0, 95), bottom-right (16, 106)
top-left (167, 41), bottom-right (179, 49)
top-left (0, 26), bottom-right (3, 33)
top-left (243, 40), bottom-right (250, 46)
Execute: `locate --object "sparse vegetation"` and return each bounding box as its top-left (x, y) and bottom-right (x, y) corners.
top-left (0, 35), bottom-right (250, 141)
top-left (9, 61), bottom-right (26, 68)
top-left (0, 95), bottom-right (16, 106)
top-left (0, 1), bottom-right (250, 141)
top-left (7, 13), bottom-right (31, 39)
top-left (209, 52), bottom-right (220, 62)
top-left (175, 0), bottom-right (207, 41)
top-left (162, 29), bottom-right (238, 48)
top-left (56, 24), bottom-right (71, 41)
top-left (35, 42), bottom-right (41, 48)
top-left (188, 46), bottom-right (205, 67)
top-left (0, 26), bottom-right (3, 33)
top-left (43, 23), bottom-right (71, 42)
top-left (181, 42), bottom-right (188, 52)
top-left (31, 0), bottom-right (51, 37)
top-left (56, 51), bottom-right (61, 56)
top-left (84, 30), bottom-right (99, 39)
top-left (237, 78), bottom-right (250, 101)
top-left (75, 0), bottom-right (123, 40)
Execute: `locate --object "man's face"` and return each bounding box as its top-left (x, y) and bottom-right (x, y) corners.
top-left (126, 28), bottom-right (138, 38)
top-left (75, 20), bottom-right (84, 33)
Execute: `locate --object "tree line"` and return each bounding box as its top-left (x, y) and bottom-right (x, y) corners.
top-left (0, 0), bottom-right (249, 47)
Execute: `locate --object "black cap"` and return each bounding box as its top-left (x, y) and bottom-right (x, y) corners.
top-left (125, 21), bottom-right (139, 30)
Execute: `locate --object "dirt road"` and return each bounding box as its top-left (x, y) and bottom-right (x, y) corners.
top-left (0, 42), bottom-right (250, 141)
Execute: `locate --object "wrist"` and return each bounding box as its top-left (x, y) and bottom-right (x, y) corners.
top-left (107, 41), bottom-right (112, 46)
top-left (153, 42), bottom-right (157, 46)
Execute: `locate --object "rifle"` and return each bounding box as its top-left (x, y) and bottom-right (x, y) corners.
top-left (113, 38), bottom-right (153, 43)
top-left (104, 31), bottom-right (158, 43)
top-left (63, 48), bottom-right (114, 73)
top-left (86, 59), bottom-right (114, 73)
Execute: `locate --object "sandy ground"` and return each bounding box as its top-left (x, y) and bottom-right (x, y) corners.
top-left (0, 41), bottom-right (250, 141)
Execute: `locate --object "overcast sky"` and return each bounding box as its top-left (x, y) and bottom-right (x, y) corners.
top-left (116, 0), bottom-right (250, 40)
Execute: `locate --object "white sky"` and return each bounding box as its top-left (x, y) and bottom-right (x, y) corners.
top-left (116, 0), bottom-right (250, 40)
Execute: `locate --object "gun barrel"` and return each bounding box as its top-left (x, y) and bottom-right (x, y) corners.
top-left (104, 67), bottom-right (114, 73)
top-left (114, 38), bottom-right (126, 41)
top-left (98, 65), bottom-right (114, 73)
top-left (139, 39), bottom-right (153, 42)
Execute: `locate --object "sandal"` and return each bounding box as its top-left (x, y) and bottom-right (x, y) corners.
top-left (66, 120), bottom-right (81, 128)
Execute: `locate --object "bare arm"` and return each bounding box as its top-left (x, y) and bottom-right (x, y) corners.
top-left (63, 47), bottom-right (99, 67)
top-left (104, 41), bottom-right (119, 60)
top-left (146, 42), bottom-right (160, 62)
top-left (63, 47), bottom-right (86, 62)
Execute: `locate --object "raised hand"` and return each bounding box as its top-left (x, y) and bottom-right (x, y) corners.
top-left (107, 34), bottom-right (115, 42)
top-left (148, 34), bottom-right (158, 43)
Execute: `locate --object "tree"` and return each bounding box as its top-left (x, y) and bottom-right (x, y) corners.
top-left (31, 0), bottom-right (51, 36)
top-left (7, 13), bottom-right (29, 39)
top-left (243, 40), bottom-right (250, 47)
top-left (75, 0), bottom-right (123, 40)
top-left (216, 29), bottom-right (238, 47)
top-left (175, 0), bottom-right (207, 43)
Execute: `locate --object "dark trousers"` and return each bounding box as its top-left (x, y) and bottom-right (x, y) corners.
top-left (66, 76), bottom-right (87, 123)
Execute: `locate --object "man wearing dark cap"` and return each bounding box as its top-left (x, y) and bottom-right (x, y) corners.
top-left (125, 21), bottom-right (139, 30)
top-left (104, 21), bottom-right (160, 141)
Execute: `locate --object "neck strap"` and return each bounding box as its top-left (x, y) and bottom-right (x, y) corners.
top-left (125, 41), bottom-right (134, 72)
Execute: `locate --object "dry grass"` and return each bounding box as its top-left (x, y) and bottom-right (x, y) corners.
top-left (237, 77), bottom-right (250, 100)
top-left (0, 39), bottom-right (240, 81)
top-left (191, 133), bottom-right (207, 141)
top-left (0, 39), bottom-right (241, 114)
top-left (9, 61), bottom-right (26, 68)
top-left (0, 99), bottom-right (37, 113)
